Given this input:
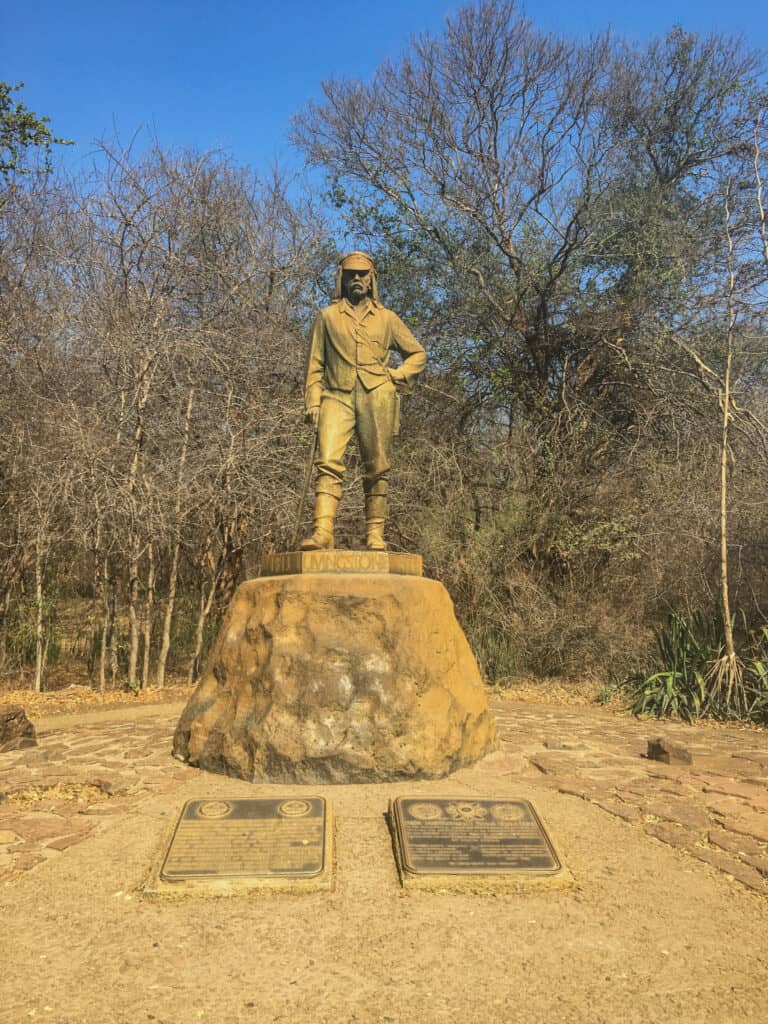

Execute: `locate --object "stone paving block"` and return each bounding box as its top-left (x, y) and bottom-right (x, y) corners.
top-left (741, 853), bottom-right (768, 877)
top-left (594, 799), bottom-right (642, 823)
top-left (48, 812), bottom-right (94, 831)
top-left (720, 813), bottom-right (768, 845)
top-left (12, 851), bottom-right (47, 871)
top-left (702, 779), bottom-right (767, 801)
top-left (702, 783), bottom-right (768, 814)
top-left (707, 829), bottom-right (763, 857)
top-left (45, 831), bottom-right (93, 851)
top-left (579, 765), bottom-right (639, 781)
top-left (731, 753), bottom-right (768, 773)
top-left (692, 755), bottom-right (747, 775)
top-left (557, 783), bottom-right (605, 801)
top-left (641, 798), bottom-right (711, 832)
top-left (528, 753), bottom-right (582, 774)
top-left (643, 821), bottom-right (695, 850)
top-left (80, 803), bottom-right (131, 816)
top-left (614, 780), bottom-right (663, 798)
top-left (0, 814), bottom-right (69, 841)
top-left (472, 751), bottom-right (530, 775)
top-left (656, 780), bottom-right (701, 798)
top-left (689, 846), bottom-right (767, 893)
top-left (644, 763), bottom-right (692, 780)
top-left (703, 794), bottom-right (750, 818)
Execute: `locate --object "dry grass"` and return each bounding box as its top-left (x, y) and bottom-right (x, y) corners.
top-left (0, 680), bottom-right (195, 717)
top-left (489, 675), bottom-right (605, 705)
top-left (4, 782), bottom-right (111, 808)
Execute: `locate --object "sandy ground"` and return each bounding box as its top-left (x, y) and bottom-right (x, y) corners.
top-left (2, 697), bottom-right (768, 1024)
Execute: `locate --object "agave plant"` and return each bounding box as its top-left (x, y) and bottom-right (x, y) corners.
top-left (616, 611), bottom-right (768, 724)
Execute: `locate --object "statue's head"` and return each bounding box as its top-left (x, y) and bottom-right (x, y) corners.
top-left (333, 251), bottom-right (379, 305)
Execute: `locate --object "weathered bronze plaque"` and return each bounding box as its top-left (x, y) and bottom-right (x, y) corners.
top-left (390, 797), bottom-right (560, 877)
top-left (160, 798), bottom-right (327, 882)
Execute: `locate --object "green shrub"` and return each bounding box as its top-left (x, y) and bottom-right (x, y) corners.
top-left (611, 610), bottom-right (768, 723)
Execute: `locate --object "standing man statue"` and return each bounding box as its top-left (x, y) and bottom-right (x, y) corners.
top-left (302, 251), bottom-right (427, 552)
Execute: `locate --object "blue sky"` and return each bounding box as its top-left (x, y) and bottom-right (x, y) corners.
top-left (2, 0), bottom-right (767, 177)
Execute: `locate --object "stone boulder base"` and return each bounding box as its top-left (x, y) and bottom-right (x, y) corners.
top-left (173, 574), bottom-right (497, 783)
top-left (0, 705), bottom-right (37, 753)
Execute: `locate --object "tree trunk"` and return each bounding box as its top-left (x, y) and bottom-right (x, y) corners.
top-left (33, 526), bottom-right (46, 694)
top-left (98, 390), bottom-right (128, 692)
top-left (188, 576), bottom-right (217, 685)
top-left (0, 585), bottom-right (12, 674)
top-left (109, 577), bottom-right (119, 688)
top-left (88, 519), bottom-right (103, 681)
top-left (127, 543), bottom-right (141, 689)
top-left (141, 543), bottom-right (155, 688)
top-left (126, 350), bottom-right (154, 691)
top-left (720, 188), bottom-right (737, 667)
top-left (157, 542), bottom-right (180, 689)
top-left (98, 556), bottom-right (111, 693)
top-left (156, 386), bottom-right (194, 688)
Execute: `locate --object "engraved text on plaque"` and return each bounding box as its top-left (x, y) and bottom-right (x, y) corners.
top-left (161, 798), bottom-right (327, 881)
top-left (390, 797), bottom-right (560, 876)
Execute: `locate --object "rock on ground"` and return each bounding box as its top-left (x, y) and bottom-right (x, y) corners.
top-left (0, 705), bottom-right (37, 753)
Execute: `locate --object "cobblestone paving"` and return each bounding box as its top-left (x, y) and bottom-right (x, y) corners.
top-left (488, 701), bottom-right (768, 894)
top-left (1, 697), bottom-right (768, 894)
top-left (0, 713), bottom-right (191, 880)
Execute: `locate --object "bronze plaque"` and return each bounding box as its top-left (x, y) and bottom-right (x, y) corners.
top-left (160, 798), bottom-right (327, 881)
top-left (391, 797), bottom-right (560, 876)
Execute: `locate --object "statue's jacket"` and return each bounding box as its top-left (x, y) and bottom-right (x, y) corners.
top-left (305, 298), bottom-right (426, 412)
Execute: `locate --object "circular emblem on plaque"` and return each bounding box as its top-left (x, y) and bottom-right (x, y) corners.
top-left (408, 802), bottom-right (443, 820)
top-left (490, 803), bottom-right (526, 822)
top-left (278, 799), bottom-right (312, 818)
top-left (196, 800), bottom-right (232, 818)
top-left (445, 801), bottom-right (487, 820)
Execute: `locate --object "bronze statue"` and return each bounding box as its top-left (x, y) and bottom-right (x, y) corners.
top-left (302, 251), bottom-right (426, 551)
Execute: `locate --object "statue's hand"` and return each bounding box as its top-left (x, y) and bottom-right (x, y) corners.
top-left (389, 374), bottom-right (410, 395)
top-left (306, 407), bottom-right (320, 430)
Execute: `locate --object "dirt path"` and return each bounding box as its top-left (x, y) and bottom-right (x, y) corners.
top-left (2, 696), bottom-right (767, 1024)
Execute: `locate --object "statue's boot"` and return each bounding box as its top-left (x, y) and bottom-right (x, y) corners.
top-left (365, 494), bottom-right (388, 551)
top-left (301, 493), bottom-right (338, 550)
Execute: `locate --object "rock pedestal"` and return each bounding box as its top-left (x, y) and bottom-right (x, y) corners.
top-left (173, 568), bottom-right (497, 783)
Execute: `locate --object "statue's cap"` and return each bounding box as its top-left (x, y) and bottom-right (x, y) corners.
top-left (339, 251), bottom-right (375, 272)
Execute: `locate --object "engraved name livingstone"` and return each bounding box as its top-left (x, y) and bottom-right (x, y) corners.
top-left (260, 550), bottom-right (423, 576)
top-left (161, 798), bottom-right (327, 881)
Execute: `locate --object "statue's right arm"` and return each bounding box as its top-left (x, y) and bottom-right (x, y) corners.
top-left (304, 312), bottom-right (325, 424)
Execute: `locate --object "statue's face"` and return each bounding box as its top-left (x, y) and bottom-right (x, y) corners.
top-left (342, 268), bottom-right (372, 304)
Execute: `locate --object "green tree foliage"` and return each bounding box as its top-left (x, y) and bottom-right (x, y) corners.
top-left (0, 81), bottom-right (71, 185)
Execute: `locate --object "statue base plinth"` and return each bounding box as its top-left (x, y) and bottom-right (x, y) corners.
top-left (173, 570), bottom-right (497, 784)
